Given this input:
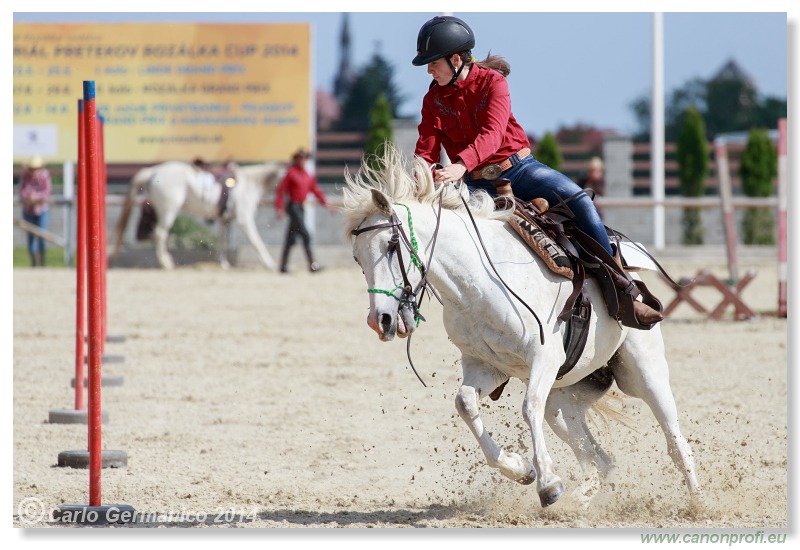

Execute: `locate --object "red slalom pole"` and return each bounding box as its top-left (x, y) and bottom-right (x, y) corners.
top-left (98, 115), bottom-right (108, 350)
top-left (53, 82), bottom-right (133, 526)
top-left (83, 80), bottom-right (103, 507)
top-left (74, 99), bottom-right (87, 411)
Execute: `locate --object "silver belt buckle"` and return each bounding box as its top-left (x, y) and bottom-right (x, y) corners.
top-left (481, 163), bottom-right (503, 181)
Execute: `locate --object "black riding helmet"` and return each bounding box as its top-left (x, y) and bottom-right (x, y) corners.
top-left (412, 16), bottom-right (475, 66)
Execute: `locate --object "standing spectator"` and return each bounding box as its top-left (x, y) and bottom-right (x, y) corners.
top-left (19, 155), bottom-right (53, 267)
top-left (577, 156), bottom-right (606, 219)
top-left (275, 148), bottom-right (336, 273)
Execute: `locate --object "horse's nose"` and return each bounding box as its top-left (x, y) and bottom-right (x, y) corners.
top-left (380, 313), bottom-right (393, 335)
top-left (367, 311), bottom-right (383, 336)
top-left (367, 310), bottom-right (395, 340)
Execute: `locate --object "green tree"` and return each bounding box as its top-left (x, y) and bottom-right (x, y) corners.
top-left (629, 71), bottom-right (786, 141)
top-left (365, 93), bottom-right (393, 171)
top-left (335, 53), bottom-right (405, 132)
top-left (739, 128), bottom-right (777, 244)
top-left (535, 132), bottom-right (562, 171)
top-left (675, 106), bottom-right (708, 244)
top-left (704, 77), bottom-right (758, 137)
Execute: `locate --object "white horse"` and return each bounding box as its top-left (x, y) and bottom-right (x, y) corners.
top-left (113, 161), bottom-right (284, 270)
top-left (342, 146), bottom-right (701, 508)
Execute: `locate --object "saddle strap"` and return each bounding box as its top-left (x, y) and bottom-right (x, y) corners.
top-left (509, 198), bottom-right (592, 324)
top-left (558, 290), bottom-right (592, 380)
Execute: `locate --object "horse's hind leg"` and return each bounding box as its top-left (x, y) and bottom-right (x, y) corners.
top-left (545, 368), bottom-right (615, 505)
top-left (455, 357), bottom-right (536, 485)
top-left (153, 224), bottom-right (175, 270)
top-left (610, 327), bottom-right (702, 501)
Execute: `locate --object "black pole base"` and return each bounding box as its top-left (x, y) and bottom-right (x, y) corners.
top-left (71, 375), bottom-right (125, 388)
top-left (57, 449), bottom-right (128, 469)
top-left (48, 408), bottom-right (109, 425)
top-left (84, 354), bottom-right (125, 365)
top-left (52, 504), bottom-right (136, 525)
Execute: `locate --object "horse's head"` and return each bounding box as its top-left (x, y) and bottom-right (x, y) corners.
top-left (351, 188), bottom-right (427, 342)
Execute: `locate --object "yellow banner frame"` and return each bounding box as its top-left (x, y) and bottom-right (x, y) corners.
top-left (13, 23), bottom-right (312, 163)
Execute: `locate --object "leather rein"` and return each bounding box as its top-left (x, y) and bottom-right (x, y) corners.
top-left (351, 192), bottom-right (445, 387)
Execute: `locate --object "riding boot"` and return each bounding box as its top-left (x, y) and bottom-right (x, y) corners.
top-left (29, 252), bottom-right (37, 267)
top-left (612, 245), bottom-right (663, 325)
top-left (38, 252), bottom-right (46, 267)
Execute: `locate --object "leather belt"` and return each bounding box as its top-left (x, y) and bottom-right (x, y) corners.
top-left (471, 147), bottom-right (531, 181)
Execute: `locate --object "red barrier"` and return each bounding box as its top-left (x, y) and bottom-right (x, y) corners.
top-left (714, 138), bottom-right (739, 282)
top-left (777, 118), bottom-right (787, 318)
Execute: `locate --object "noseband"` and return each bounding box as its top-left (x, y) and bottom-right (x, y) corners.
top-left (351, 194), bottom-right (444, 386)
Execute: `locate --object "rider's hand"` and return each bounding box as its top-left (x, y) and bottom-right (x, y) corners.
top-left (276, 209), bottom-right (285, 220)
top-left (434, 161), bottom-right (467, 185)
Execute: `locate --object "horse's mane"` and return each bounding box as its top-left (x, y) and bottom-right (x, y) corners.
top-left (341, 143), bottom-right (513, 238)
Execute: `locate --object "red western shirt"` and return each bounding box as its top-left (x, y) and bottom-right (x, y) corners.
top-left (274, 164), bottom-right (328, 211)
top-left (19, 167), bottom-right (52, 216)
top-left (415, 64), bottom-right (530, 173)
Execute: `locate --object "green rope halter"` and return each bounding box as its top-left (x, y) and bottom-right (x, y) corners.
top-left (366, 203), bottom-right (424, 326)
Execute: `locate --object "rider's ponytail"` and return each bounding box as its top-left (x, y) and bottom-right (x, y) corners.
top-left (472, 52), bottom-right (510, 77)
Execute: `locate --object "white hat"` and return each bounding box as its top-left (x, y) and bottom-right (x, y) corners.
top-left (29, 155), bottom-right (43, 169)
top-left (588, 156), bottom-right (604, 170)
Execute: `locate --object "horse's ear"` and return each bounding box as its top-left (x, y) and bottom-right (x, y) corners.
top-left (371, 188), bottom-right (393, 216)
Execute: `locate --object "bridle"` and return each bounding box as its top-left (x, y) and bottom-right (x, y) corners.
top-left (351, 193), bottom-right (445, 387)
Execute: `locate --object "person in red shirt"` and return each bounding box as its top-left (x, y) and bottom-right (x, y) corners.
top-left (412, 15), bottom-right (662, 325)
top-left (18, 155), bottom-right (53, 267)
top-left (275, 148), bottom-right (335, 273)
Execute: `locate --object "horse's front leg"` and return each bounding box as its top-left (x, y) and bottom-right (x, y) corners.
top-left (523, 355), bottom-right (565, 507)
top-left (237, 212), bottom-right (277, 272)
top-left (454, 356), bottom-right (535, 485)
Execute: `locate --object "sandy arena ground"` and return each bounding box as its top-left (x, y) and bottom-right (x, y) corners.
top-left (11, 248), bottom-right (789, 536)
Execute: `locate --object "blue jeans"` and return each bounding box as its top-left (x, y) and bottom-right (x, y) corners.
top-left (466, 155), bottom-right (613, 255)
top-left (23, 209), bottom-right (49, 257)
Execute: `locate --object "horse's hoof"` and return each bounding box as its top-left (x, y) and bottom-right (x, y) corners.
top-left (539, 481), bottom-right (565, 508)
top-left (516, 468), bottom-right (536, 486)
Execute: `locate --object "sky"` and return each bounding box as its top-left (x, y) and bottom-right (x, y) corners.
top-left (10, 4), bottom-right (792, 139)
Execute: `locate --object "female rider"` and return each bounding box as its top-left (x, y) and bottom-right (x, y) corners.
top-left (412, 15), bottom-right (662, 325)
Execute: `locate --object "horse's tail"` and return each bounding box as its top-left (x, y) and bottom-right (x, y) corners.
top-left (112, 166), bottom-right (152, 258)
top-left (590, 389), bottom-right (639, 434)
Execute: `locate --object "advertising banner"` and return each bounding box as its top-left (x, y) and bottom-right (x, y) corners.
top-left (13, 23), bottom-right (312, 163)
